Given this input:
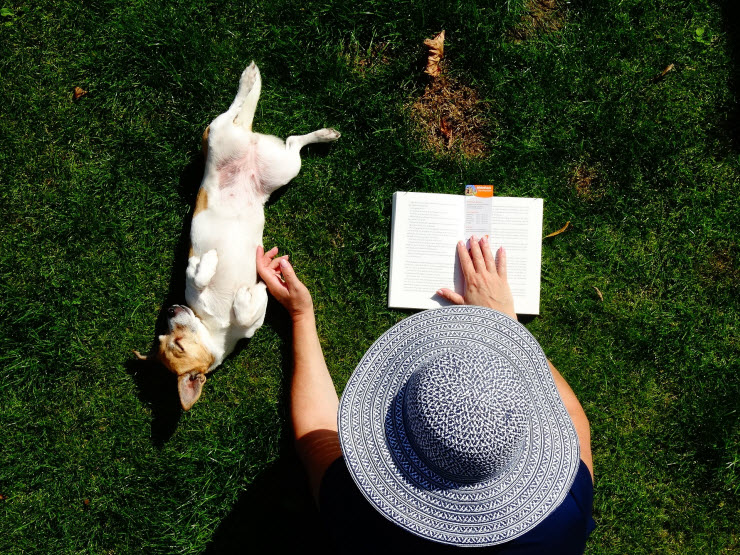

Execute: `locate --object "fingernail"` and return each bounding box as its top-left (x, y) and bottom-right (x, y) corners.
top-left (280, 259), bottom-right (289, 268)
top-left (458, 240), bottom-right (465, 247)
top-left (482, 235), bottom-right (489, 245)
top-left (471, 235), bottom-right (478, 242)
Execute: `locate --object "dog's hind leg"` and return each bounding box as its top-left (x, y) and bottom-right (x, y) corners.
top-left (285, 128), bottom-right (341, 152)
top-left (230, 62), bottom-right (262, 131)
top-left (233, 282), bottom-right (268, 337)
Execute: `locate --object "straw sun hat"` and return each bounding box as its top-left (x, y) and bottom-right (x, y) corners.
top-left (338, 306), bottom-right (580, 546)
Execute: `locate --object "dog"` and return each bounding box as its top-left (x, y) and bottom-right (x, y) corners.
top-left (135, 62), bottom-right (340, 410)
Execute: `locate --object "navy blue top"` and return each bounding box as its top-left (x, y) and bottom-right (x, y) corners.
top-left (319, 457), bottom-right (595, 554)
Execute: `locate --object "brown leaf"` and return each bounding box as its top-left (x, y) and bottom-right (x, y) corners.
top-left (73, 86), bottom-right (88, 100)
top-left (424, 30), bottom-right (445, 78)
top-left (545, 220), bottom-right (571, 238)
top-left (651, 63), bottom-right (674, 83)
top-left (593, 286), bottom-right (604, 302)
top-left (440, 116), bottom-right (452, 141)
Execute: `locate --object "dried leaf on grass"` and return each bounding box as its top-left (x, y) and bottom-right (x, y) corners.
top-left (439, 117), bottom-right (452, 141)
top-left (424, 30), bottom-right (445, 78)
top-left (545, 221), bottom-right (571, 238)
top-left (594, 286), bottom-right (604, 302)
top-left (651, 63), bottom-right (675, 83)
top-left (410, 30), bottom-right (491, 158)
top-left (73, 86), bottom-right (88, 101)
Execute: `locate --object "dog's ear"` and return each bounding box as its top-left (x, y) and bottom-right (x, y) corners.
top-left (178, 371), bottom-right (207, 411)
top-left (133, 347), bottom-right (157, 362)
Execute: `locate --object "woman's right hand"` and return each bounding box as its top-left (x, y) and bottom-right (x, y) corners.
top-left (436, 235), bottom-right (517, 320)
top-left (256, 246), bottom-right (314, 320)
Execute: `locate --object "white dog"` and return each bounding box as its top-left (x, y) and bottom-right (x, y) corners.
top-left (136, 62), bottom-right (340, 410)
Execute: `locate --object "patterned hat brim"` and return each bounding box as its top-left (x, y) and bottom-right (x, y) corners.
top-left (338, 306), bottom-right (580, 546)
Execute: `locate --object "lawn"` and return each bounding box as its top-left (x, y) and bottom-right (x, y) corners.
top-left (1, 0), bottom-right (738, 553)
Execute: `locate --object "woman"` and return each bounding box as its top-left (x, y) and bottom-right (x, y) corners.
top-left (256, 235), bottom-right (594, 553)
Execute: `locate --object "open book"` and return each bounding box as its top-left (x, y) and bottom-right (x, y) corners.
top-left (388, 191), bottom-right (543, 314)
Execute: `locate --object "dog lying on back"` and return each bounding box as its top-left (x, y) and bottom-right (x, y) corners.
top-left (136, 62), bottom-right (340, 410)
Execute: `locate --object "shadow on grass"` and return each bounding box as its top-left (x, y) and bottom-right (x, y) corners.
top-left (126, 153), bottom-right (205, 446)
top-left (204, 448), bottom-right (330, 553)
top-left (206, 298), bottom-right (336, 554)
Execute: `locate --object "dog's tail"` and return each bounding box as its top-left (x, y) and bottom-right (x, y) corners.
top-left (231, 61), bottom-right (262, 131)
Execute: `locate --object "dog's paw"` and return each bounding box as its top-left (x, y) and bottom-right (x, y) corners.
top-left (317, 128), bottom-right (341, 141)
top-left (189, 250), bottom-right (218, 290)
top-left (234, 286), bottom-right (252, 308)
top-left (239, 62), bottom-right (260, 94)
top-left (186, 255), bottom-right (201, 284)
top-left (233, 286), bottom-right (254, 327)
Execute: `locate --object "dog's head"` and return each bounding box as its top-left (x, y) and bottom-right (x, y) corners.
top-left (136, 305), bottom-right (215, 410)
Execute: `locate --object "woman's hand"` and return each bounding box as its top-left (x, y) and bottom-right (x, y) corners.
top-left (437, 235), bottom-right (517, 320)
top-left (256, 246), bottom-right (314, 320)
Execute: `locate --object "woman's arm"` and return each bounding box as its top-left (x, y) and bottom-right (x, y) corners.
top-left (256, 246), bottom-right (342, 501)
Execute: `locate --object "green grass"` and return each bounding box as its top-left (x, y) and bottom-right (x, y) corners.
top-left (1, 0), bottom-right (739, 552)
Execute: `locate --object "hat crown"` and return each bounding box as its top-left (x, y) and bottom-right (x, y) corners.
top-left (403, 350), bottom-right (530, 483)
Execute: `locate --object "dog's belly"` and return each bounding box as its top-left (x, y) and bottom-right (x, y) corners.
top-left (208, 129), bottom-right (301, 203)
top-left (188, 210), bottom-right (263, 323)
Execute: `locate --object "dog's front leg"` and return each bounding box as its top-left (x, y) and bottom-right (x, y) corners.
top-left (186, 249), bottom-right (219, 291)
top-left (233, 282), bottom-right (268, 337)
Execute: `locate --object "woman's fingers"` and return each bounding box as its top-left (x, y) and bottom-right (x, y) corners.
top-left (256, 245), bottom-right (269, 274)
top-left (480, 236), bottom-right (496, 272)
top-left (268, 255), bottom-right (289, 271)
top-left (436, 288), bottom-right (465, 305)
top-left (495, 246), bottom-right (508, 279)
top-left (456, 240), bottom-right (475, 279)
top-left (468, 235), bottom-right (486, 272)
top-left (278, 258), bottom-right (300, 289)
top-left (256, 246), bottom-right (287, 292)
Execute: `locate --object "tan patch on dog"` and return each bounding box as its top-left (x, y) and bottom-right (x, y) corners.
top-left (194, 188), bottom-right (209, 216)
top-left (189, 188), bottom-right (209, 258)
top-left (201, 126), bottom-right (210, 160)
top-left (157, 326), bottom-right (214, 376)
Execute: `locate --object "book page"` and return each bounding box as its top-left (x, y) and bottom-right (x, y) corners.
top-left (484, 197), bottom-right (543, 315)
top-left (389, 192), bottom-right (542, 315)
top-left (388, 192), bottom-right (464, 309)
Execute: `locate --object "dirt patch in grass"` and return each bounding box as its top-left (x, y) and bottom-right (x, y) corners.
top-left (570, 163), bottom-right (605, 201)
top-left (409, 71), bottom-right (491, 158)
top-left (341, 41), bottom-right (392, 76)
top-left (700, 244), bottom-right (739, 291)
top-left (507, 0), bottom-right (567, 43)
